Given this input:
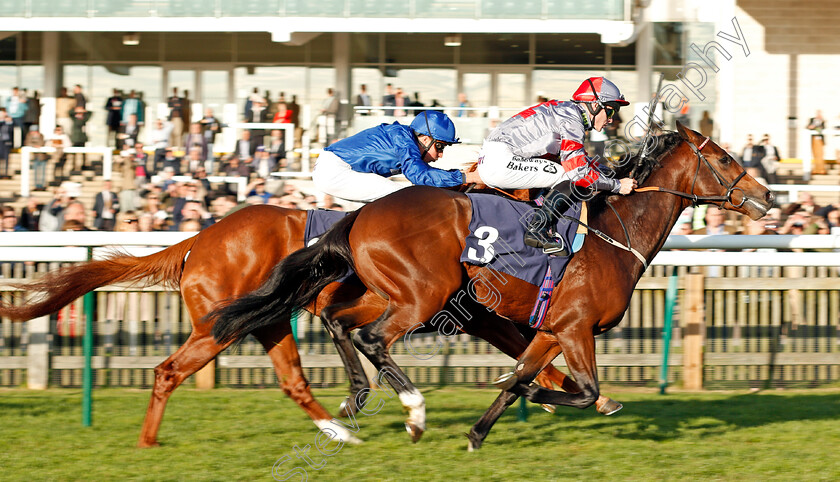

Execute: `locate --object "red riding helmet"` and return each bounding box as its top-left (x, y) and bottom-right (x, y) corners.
top-left (571, 77), bottom-right (629, 108)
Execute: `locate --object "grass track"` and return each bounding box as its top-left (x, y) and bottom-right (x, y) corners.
top-left (1, 387), bottom-right (839, 481)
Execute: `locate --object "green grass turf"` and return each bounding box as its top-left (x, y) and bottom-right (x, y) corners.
top-left (0, 386), bottom-right (838, 481)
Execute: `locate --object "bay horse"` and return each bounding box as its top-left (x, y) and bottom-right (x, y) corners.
top-left (209, 123), bottom-right (774, 449)
top-left (0, 204), bottom-right (615, 446)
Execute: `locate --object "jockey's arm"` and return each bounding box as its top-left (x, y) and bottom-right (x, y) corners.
top-left (401, 156), bottom-right (465, 188)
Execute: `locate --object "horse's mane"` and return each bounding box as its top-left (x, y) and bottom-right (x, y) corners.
top-left (610, 131), bottom-right (682, 185)
top-left (588, 131), bottom-right (682, 217)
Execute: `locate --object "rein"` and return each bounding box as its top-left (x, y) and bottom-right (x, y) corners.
top-left (635, 136), bottom-right (748, 209)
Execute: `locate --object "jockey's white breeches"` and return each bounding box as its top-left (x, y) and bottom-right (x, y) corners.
top-left (312, 150), bottom-right (405, 203)
top-left (476, 141), bottom-right (572, 190)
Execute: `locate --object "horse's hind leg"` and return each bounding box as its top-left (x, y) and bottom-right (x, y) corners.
top-left (253, 323), bottom-right (362, 445)
top-left (350, 307), bottom-right (438, 443)
top-left (139, 332), bottom-right (229, 447)
top-left (319, 290), bottom-right (386, 418)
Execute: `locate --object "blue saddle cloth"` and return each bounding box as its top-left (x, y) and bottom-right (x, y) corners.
top-left (459, 193), bottom-right (580, 288)
top-left (304, 209), bottom-right (350, 247)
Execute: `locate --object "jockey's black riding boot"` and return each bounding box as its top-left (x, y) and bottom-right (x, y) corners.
top-left (524, 182), bottom-right (574, 255)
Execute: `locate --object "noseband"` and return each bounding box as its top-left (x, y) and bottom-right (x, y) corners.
top-left (637, 136), bottom-right (748, 209)
top-left (686, 137), bottom-right (747, 208)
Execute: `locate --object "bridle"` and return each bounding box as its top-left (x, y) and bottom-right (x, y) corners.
top-left (636, 136), bottom-right (748, 210)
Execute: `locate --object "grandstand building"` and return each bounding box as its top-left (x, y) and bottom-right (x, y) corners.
top-left (0, 0), bottom-right (838, 161)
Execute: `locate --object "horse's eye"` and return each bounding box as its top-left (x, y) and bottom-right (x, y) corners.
top-left (720, 155), bottom-right (732, 165)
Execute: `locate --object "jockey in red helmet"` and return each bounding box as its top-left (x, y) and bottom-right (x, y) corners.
top-left (312, 110), bottom-right (478, 203)
top-left (475, 76), bottom-right (637, 254)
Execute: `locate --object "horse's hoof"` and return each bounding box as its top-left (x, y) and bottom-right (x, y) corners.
top-left (595, 397), bottom-right (623, 416)
top-left (540, 403), bottom-right (556, 414)
top-left (465, 431), bottom-right (482, 452)
top-left (405, 422), bottom-right (424, 443)
top-left (493, 372), bottom-right (519, 391)
top-left (338, 398), bottom-right (357, 418)
top-left (137, 440), bottom-right (160, 448)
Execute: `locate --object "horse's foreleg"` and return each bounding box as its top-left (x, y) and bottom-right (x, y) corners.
top-left (253, 323), bottom-right (362, 445)
top-left (467, 330), bottom-right (561, 451)
top-left (513, 329), bottom-right (601, 410)
top-left (139, 333), bottom-right (228, 447)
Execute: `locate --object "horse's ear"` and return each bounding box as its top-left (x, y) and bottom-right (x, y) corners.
top-left (676, 120), bottom-right (691, 141)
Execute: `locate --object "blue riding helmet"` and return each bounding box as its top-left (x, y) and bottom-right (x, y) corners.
top-left (409, 111), bottom-right (460, 144)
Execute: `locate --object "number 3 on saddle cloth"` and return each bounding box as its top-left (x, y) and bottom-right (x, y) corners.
top-left (459, 193), bottom-right (586, 329)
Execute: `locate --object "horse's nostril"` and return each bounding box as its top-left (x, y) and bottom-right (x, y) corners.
top-left (765, 191), bottom-right (775, 204)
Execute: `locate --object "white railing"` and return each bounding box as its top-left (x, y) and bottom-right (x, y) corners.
top-left (0, 233), bottom-right (838, 267)
top-left (768, 184), bottom-right (840, 205)
top-left (20, 146), bottom-right (114, 197)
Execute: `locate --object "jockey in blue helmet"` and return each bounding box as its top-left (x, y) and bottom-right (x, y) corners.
top-left (313, 110), bottom-right (480, 203)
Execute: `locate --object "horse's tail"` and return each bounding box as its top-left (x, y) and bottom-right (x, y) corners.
top-left (0, 236), bottom-right (198, 321)
top-left (210, 210), bottom-right (360, 345)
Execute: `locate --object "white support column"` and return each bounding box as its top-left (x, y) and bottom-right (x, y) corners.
top-left (40, 32), bottom-right (60, 134)
top-left (27, 294), bottom-right (50, 390)
top-left (635, 19), bottom-right (653, 105)
top-left (333, 32), bottom-right (352, 133)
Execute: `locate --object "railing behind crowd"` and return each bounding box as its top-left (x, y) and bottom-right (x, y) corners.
top-left (0, 233), bottom-right (838, 390)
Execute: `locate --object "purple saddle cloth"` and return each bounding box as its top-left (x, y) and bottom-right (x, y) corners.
top-left (459, 193), bottom-right (580, 287)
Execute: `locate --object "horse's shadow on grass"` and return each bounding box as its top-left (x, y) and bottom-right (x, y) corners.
top-left (428, 392), bottom-right (840, 443)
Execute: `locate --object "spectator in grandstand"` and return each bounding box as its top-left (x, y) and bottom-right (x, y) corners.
top-left (740, 134), bottom-right (757, 169)
top-left (5, 87), bottom-right (27, 147)
top-left (231, 129), bottom-right (257, 165)
top-left (251, 147), bottom-right (276, 179)
top-left (70, 105), bottom-right (92, 170)
top-left (184, 146), bottom-right (204, 174)
top-left (382, 83), bottom-right (396, 116)
top-left (806, 110), bottom-right (827, 175)
top-left (120, 90), bottom-right (144, 126)
top-left (161, 148), bottom-right (181, 175)
top-left (168, 87), bottom-right (186, 149)
top-left (699, 110), bottom-right (714, 140)
top-left (355, 84), bottom-right (372, 116)
top-left (116, 211), bottom-right (139, 233)
top-left (118, 113), bottom-right (141, 151)
top-left (758, 134), bottom-right (780, 184)
top-left (245, 177), bottom-right (271, 204)
top-left (199, 107), bottom-right (221, 173)
top-left (72, 84), bottom-right (87, 110)
top-left (92, 180), bottom-right (120, 231)
top-left (55, 87), bottom-right (75, 135)
top-left (137, 212), bottom-right (155, 232)
top-left (46, 125), bottom-right (71, 179)
top-left (173, 199), bottom-right (214, 231)
top-left (692, 206), bottom-right (738, 235)
top-left (183, 122), bottom-right (207, 162)
top-left (23, 125), bottom-right (47, 190)
top-left (149, 118), bottom-right (174, 173)
top-left (222, 155), bottom-right (251, 178)
top-left (244, 87), bottom-right (261, 121)
top-left (59, 200), bottom-right (89, 231)
top-left (1, 206), bottom-right (25, 232)
top-left (17, 197), bottom-right (42, 231)
top-left (456, 92), bottom-right (472, 118)
top-left (24, 90), bottom-right (41, 140)
top-left (105, 88), bottom-right (123, 147)
top-left (266, 129), bottom-right (287, 170)
top-left (0, 109), bottom-right (11, 178)
top-left (783, 191), bottom-right (820, 216)
top-left (392, 87), bottom-right (409, 118)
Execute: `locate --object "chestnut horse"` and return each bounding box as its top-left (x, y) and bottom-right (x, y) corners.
top-left (210, 123), bottom-right (774, 449)
top-left (0, 204), bottom-right (612, 446)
